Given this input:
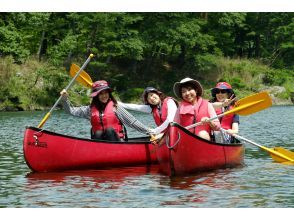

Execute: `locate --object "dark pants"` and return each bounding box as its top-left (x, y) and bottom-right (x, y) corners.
top-left (92, 127), bottom-right (121, 141)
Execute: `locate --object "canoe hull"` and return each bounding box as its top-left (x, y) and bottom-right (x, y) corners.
top-left (23, 127), bottom-right (157, 172)
top-left (156, 123), bottom-right (244, 176)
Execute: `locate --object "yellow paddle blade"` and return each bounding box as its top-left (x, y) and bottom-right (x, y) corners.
top-left (230, 91), bottom-right (272, 116)
top-left (70, 63), bottom-right (93, 88)
top-left (259, 146), bottom-right (294, 163)
top-left (274, 147), bottom-right (294, 160)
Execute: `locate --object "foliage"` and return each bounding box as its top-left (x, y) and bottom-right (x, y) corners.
top-left (0, 12), bottom-right (293, 109)
top-left (263, 69), bottom-right (294, 88)
top-left (0, 25), bottom-right (30, 63)
top-left (0, 57), bottom-right (88, 110)
top-left (119, 88), bottom-right (145, 103)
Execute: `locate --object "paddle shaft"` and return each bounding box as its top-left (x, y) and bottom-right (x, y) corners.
top-left (185, 111), bottom-right (227, 130)
top-left (185, 99), bottom-right (264, 130)
top-left (221, 128), bottom-right (294, 162)
top-left (37, 54), bottom-right (94, 128)
top-left (220, 128), bottom-right (262, 147)
top-left (185, 117), bottom-right (214, 130)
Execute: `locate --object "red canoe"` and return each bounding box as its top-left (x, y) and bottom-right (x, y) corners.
top-left (156, 122), bottom-right (245, 176)
top-left (23, 127), bottom-right (157, 172)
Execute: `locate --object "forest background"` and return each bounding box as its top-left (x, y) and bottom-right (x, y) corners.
top-left (0, 12), bottom-right (293, 111)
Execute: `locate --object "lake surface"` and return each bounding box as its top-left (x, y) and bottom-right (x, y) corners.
top-left (0, 106), bottom-right (293, 208)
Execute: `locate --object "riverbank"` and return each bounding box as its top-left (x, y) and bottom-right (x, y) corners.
top-left (0, 90), bottom-right (292, 112)
top-left (0, 56), bottom-right (293, 111)
top-left (260, 86), bottom-right (294, 105)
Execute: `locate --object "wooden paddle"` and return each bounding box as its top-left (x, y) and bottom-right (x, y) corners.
top-left (37, 54), bottom-right (94, 128)
top-left (69, 63), bottom-right (93, 88)
top-left (221, 128), bottom-right (294, 164)
top-left (185, 91), bottom-right (272, 130)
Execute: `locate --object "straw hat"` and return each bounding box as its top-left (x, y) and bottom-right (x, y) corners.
top-left (173, 77), bottom-right (203, 99)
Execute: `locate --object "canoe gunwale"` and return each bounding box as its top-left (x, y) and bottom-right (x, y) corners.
top-left (25, 126), bottom-right (152, 144)
top-left (167, 122), bottom-right (243, 148)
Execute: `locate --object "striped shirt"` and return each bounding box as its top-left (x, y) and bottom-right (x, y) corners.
top-left (61, 97), bottom-right (150, 135)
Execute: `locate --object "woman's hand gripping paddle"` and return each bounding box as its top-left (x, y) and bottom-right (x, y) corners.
top-left (185, 91), bottom-right (272, 130)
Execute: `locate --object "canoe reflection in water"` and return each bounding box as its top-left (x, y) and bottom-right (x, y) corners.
top-left (165, 168), bottom-right (236, 190)
top-left (26, 166), bottom-right (236, 190)
top-left (159, 168), bottom-right (238, 206)
top-left (26, 165), bottom-right (160, 187)
top-left (24, 165), bottom-right (241, 207)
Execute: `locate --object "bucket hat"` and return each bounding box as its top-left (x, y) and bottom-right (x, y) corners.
top-left (173, 77), bottom-right (203, 99)
top-left (90, 80), bottom-right (112, 97)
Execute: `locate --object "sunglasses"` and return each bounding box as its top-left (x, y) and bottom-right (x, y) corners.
top-left (214, 89), bottom-right (228, 94)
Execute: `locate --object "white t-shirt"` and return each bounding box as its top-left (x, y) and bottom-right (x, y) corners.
top-left (118, 99), bottom-right (178, 134)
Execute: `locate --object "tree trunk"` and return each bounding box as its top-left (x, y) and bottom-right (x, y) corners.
top-left (254, 35), bottom-right (260, 58)
top-left (37, 31), bottom-right (46, 61)
top-left (177, 45), bottom-right (186, 67)
top-left (200, 12), bottom-right (208, 20)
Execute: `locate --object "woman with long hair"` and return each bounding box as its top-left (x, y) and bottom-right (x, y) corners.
top-left (61, 80), bottom-right (150, 141)
top-left (118, 87), bottom-right (178, 135)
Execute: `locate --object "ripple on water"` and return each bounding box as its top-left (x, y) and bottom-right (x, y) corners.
top-left (0, 107), bottom-right (293, 208)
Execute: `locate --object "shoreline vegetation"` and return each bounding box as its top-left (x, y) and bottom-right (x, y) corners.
top-left (0, 13), bottom-right (293, 111)
top-left (0, 55), bottom-right (293, 112)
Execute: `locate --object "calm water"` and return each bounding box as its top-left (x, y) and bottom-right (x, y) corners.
top-left (0, 106), bottom-right (293, 208)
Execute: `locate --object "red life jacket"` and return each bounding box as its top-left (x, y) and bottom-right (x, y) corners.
top-left (215, 106), bottom-right (234, 130)
top-left (90, 100), bottom-right (124, 138)
top-left (178, 97), bottom-right (211, 135)
top-left (152, 97), bottom-right (173, 126)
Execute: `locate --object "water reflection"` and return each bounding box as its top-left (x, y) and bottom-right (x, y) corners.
top-left (23, 166), bottom-right (243, 207)
top-left (26, 165), bottom-right (160, 188)
top-left (166, 169), bottom-right (235, 190)
top-left (156, 168), bottom-right (242, 207)
top-left (0, 106), bottom-right (293, 207)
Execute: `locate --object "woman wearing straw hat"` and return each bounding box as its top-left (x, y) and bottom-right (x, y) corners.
top-left (118, 87), bottom-right (178, 135)
top-left (210, 82), bottom-right (239, 143)
top-left (60, 80), bottom-right (151, 141)
top-left (173, 77), bottom-right (220, 141)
